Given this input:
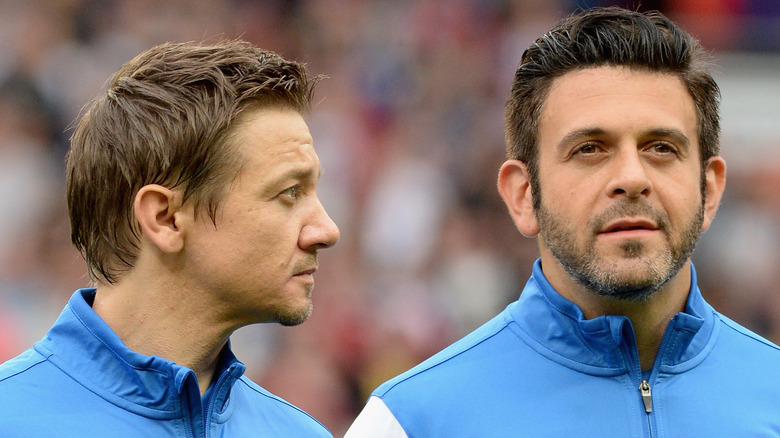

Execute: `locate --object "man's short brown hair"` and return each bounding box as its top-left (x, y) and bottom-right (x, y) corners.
top-left (67, 40), bottom-right (318, 284)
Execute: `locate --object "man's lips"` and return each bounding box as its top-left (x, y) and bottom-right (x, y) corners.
top-left (293, 266), bottom-right (318, 276)
top-left (599, 218), bottom-right (659, 234)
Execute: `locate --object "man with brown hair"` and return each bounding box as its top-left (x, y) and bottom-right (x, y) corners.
top-left (346, 7), bottom-right (780, 437)
top-left (0, 40), bottom-right (339, 437)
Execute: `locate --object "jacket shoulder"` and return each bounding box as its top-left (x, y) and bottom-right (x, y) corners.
top-left (373, 309), bottom-right (517, 398)
top-left (0, 347), bottom-right (48, 385)
top-left (716, 313), bottom-right (780, 355)
top-left (232, 376), bottom-right (333, 437)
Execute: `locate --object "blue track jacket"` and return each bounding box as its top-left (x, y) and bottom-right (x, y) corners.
top-left (0, 289), bottom-right (332, 437)
top-left (346, 260), bottom-right (780, 437)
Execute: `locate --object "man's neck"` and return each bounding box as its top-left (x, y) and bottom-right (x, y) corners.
top-left (92, 273), bottom-right (233, 395)
top-left (540, 255), bottom-right (691, 371)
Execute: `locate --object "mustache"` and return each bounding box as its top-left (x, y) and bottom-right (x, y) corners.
top-left (589, 200), bottom-right (670, 232)
top-left (292, 255), bottom-right (319, 274)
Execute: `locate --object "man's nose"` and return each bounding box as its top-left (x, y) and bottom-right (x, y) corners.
top-left (605, 148), bottom-right (652, 199)
top-left (299, 198), bottom-right (340, 250)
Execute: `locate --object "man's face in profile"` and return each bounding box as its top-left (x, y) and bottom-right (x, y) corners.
top-left (182, 107), bottom-right (340, 327)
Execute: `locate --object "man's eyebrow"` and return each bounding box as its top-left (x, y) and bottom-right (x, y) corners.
top-left (280, 166), bottom-right (322, 182)
top-left (556, 127), bottom-right (691, 149)
top-left (261, 166), bottom-right (322, 198)
top-left (644, 128), bottom-right (690, 149)
top-left (557, 127), bottom-right (608, 150)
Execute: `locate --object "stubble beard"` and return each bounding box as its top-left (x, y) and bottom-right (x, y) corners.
top-left (275, 285), bottom-right (314, 327)
top-left (536, 197), bottom-right (704, 303)
top-left (274, 256), bottom-right (318, 326)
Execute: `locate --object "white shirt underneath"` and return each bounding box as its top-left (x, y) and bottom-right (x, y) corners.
top-left (344, 396), bottom-right (409, 438)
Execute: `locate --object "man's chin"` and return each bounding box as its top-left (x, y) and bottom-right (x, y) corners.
top-left (274, 303), bottom-right (313, 327)
top-left (572, 255), bottom-right (681, 302)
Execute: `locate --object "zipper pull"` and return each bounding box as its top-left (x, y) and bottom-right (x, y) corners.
top-left (639, 379), bottom-right (653, 413)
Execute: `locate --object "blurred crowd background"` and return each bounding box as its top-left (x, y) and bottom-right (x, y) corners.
top-left (1, 0), bottom-right (779, 434)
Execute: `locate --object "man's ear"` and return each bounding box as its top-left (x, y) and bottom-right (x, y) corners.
top-left (701, 155), bottom-right (726, 233)
top-left (497, 160), bottom-right (540, 237)
top-left (134, 184), bottom-right (185, 253)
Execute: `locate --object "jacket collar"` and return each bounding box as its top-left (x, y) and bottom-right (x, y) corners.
top-left (509, 259), bottom-right (716, 376)
top-left (35, 289), bottom-right (246, 418)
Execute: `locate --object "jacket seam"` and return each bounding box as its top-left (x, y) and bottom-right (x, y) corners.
top-left (377, 322), bottom-right (512, 398)
top-left (0, 355), bottom-right (47, 383)
top-left (717, 314), bottom-right (780, 352)
top-left (236, 377), bottom-right (331, 431)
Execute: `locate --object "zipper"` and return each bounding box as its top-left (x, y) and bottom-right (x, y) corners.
top-left (635, 373), bottom-right (655, 438)
top-left (202, 385), bottom-right (212, 438)
top-left (636, 316), bottom-right (678, 437)
top-left (201, 364), bottom-right (236, 438)
top-left (639, 379), bottom-right (653, 413)
top-left (621, 320), bottom-right (666, 438)
top-left (202, 383), bottom-right (216, 438)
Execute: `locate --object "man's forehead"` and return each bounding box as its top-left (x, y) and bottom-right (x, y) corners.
top-left (276, 164), bottom-right (323, 182)
top-left (539, 68), bottom-right (698, 140)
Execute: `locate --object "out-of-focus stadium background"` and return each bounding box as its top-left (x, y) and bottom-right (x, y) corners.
top-left (1, 0), bottom-right (778, 434)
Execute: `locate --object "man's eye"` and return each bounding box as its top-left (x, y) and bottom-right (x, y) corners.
top-left (651, 143), bottom-right (675, 154)
top-left (576, 144), bottom-right (599, 154)
top-left (281, 186), bottom-right (300, 199)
